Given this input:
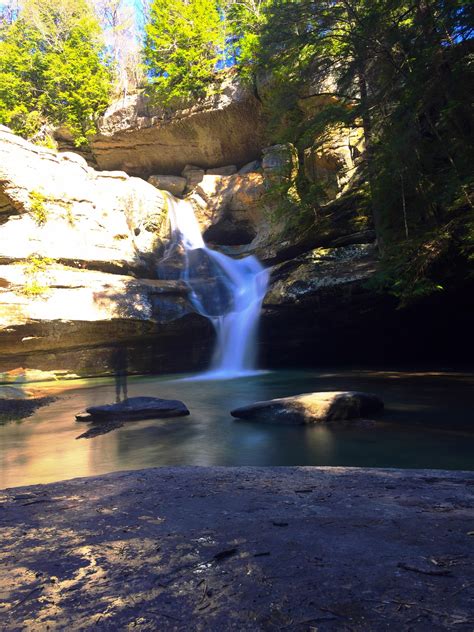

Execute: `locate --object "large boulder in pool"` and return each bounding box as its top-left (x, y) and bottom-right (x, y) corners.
top-left (231, 391), bottom-right (384, 425)
top-left (76, 396), bottom-right (190, 422)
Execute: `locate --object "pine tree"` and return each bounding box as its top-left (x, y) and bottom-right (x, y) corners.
top-left (251, 0), bottom-right (473, 301)
top-left (0, 0), bottom-right (113, 145)
top-left (144, 0), bottom-right (224, 106)
top-left (222, 0), bottom-right (270, 78)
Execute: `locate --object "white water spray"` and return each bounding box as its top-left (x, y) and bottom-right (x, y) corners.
top-left (161, 195), bottom-right (270, 379)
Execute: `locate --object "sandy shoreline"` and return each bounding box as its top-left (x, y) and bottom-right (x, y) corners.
top-left (1, 466), bottom-right (473, 630)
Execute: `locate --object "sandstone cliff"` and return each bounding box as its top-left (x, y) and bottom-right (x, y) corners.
top-left (0, 126), bottom-right (213, 378)
top-left (82, 78), bottom-right (267, 178)
top-left (0, 115), bottom-right (386, 381)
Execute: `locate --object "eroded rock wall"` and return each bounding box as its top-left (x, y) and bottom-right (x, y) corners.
top-left (87, 79), bottom-right (267, 178)
top-left (0, 127), bottom-right (213, 378)
top-left (0, 126), bottom-right (171, 275)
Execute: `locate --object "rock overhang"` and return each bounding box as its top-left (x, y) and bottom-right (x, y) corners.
top-left (87, 79), bottom-right (268, 178)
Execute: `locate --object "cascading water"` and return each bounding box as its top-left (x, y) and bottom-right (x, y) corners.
top-left (159, 195), bottom-right (270, 379)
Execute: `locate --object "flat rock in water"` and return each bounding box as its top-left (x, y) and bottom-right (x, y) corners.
top-left (231, 391), bottom-right (384, 425)
top-left (76, 396), bottom-right (190, 422)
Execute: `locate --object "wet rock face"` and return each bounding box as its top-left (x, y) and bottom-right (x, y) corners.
top-left (0, 314), bottom-right (214, 379)
top-left (231, 391), bottom-right (384, 424)
top-left (88, 79), bottom-right (267, 178)
top-left (260, 241), bottom-right (388, 365)
top-left (265, 244), bottom-right (378, 306)
top-left (0, 261), bottom-right (214, 378)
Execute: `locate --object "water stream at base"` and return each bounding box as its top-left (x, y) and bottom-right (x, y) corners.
top-left (158, 195), bottom-right (270, 380)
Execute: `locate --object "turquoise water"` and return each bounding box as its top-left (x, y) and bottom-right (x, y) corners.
top-left (1, 369), bottom-right (473, 488)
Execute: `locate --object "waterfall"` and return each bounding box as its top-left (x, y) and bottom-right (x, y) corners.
top-left (160, 195), bottom-right (270, 379)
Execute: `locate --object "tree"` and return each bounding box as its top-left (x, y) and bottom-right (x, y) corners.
top-left (144, 0), bottom-right (224, 106)
top-left (250, 0), bottom-right (473, 300)
top-left (135, 0), bottom-right (151, 33)
top-left (221, 0), bottom-right (270, 76)
top-left (0, 0), bottom-right (20, 26)
top-left (0, 0), bottom-right (113, 145)
top-left (94, 0), bottom-right (143, 96)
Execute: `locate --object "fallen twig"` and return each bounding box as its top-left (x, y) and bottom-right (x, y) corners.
top-left (8, 586), bottom-right (44, 611)
top-left (397, 562), bottom-right (452, 576)
top-left (145, 609), bottom-right (182, 622)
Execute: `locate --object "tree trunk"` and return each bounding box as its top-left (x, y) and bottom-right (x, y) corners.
top-left (357, 61), bottom-right (385, 253)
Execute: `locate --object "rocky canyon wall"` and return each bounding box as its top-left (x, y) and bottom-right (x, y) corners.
top-left (2, 75), bottom-right (466, 383)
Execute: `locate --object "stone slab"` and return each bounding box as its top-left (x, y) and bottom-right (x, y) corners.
top-left (231, 391), bottom-right (384, 424)
top-left (76, 396), bottom-right (190, 422)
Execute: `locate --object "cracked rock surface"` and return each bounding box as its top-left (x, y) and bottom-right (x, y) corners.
top-left (1, 466), bottom-right (473, 631)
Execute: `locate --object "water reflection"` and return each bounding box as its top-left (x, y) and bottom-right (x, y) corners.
top-left (110, 343), bottom-right (128, 403)
top-left (0, 369), bottom-right (473, 488)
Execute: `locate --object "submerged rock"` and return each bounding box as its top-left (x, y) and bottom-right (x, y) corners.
top-left (76, 396), bottom-right (190, 422)
top-left (231, 391), bottom-right (384, 425)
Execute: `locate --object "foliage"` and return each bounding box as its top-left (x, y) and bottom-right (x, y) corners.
top-left (248, 0), bottom-right (474, 303)
top-left (34, 134), bottom-right (58, 150)
top-left (222, 0), bottom-right (271, 80)
top-left (20, 254), bottom-right (55, 298)
top-left (25, 254), bottom-right (55, 275)
top-left (144, 0), bottom-right (224, 106)
top-left (2, 0), bottom-right (472, 305)
top-left (29, 191), bottom-right (49, 226)
top-left (21, 279), bottom-right (49, 297)
top-left (0, 0), bottom-right (113, 145)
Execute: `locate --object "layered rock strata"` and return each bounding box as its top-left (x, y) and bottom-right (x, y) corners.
top-left (0, 127), bottom-right (213, 378)
top-left (87, 78), bottom-right (267, 177)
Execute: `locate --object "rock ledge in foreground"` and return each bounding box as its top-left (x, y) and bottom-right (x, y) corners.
top-left (76, 396), bottom-right (190, 422)
top-left (231, 391), bottom-right (384, 425)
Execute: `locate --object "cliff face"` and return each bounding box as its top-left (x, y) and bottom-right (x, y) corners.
top-left (3, 70), bottom-right (467, 384)
top-left (0, 119), bottom-right (379, 380)
top-left (0, 126), bottom-right (170, 275)
top-left (82, 78), bottom-right (267, 178)
top-left (0, 126), bottom-right (214, 378)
